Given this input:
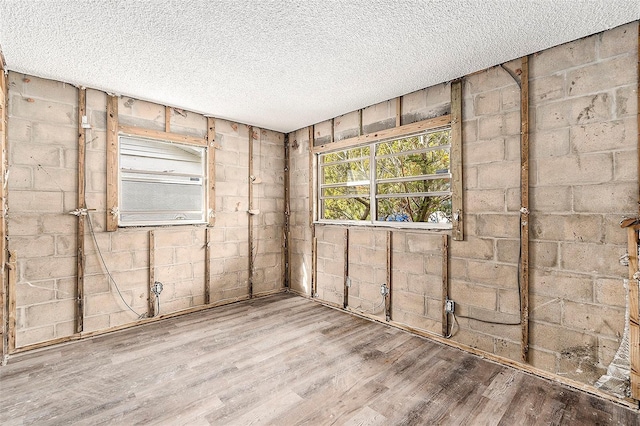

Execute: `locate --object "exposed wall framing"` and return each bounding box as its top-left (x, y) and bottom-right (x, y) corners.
top-left (283, 133), bottom-right (291, 288)
top-left (148, 230), bottom-right (156, 317)
top-left (207, 117), bottom-right (216, 226)
top-left (384, 230), bottom-right (392, 321)
top-left (312, 114), bottom-right (451, 154)
top-left (442, 234), bottom-right (449, 337)
top-left (248, 126), bottom-right (254, 298)
top-left (6, 250), bottom-right (15, 353)
top-left (450, 80), bottom-right (463, 241)
top-left (309, 126), bottom-right (316, 297)
top-left (626, 226), bottom-right (640, 399)
top-left (0, 62), bottom-right (7, 359)
top-left (75, 88), bottom-right (86, 333)
top-left (106, 95), bottom-right (119, 232)
top-left (165, 106), bottom-right (171, 133)
top-left (343, 228), bottom-right (349, 309)
top-left (204, 228), bottom-right (211, 304)
top-left (520, 56), bottom-right (530, 363)
top-left (395, 96), bottom-right (402, 127)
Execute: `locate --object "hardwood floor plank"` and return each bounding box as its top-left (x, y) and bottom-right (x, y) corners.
top-left (1, 293), bottom-right (637, 425)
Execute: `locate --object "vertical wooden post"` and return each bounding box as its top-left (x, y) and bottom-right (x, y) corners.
top-left (0, 64), bottom-right (8, 358)
top-left (442, 235), bottom-right (449, 337)
top-left (312, 236), bottom-right (318, 298)
top-left (520, 56), bottom-right (530, 363)
top-left (395, 97), bottom-right (402, 127)
top-left (248, 126), bottom-right (254, 298)
top-left (450, 80), bottom-right (464, 241)
top-left (164, 106), bottom-right (171, 133)
top-left (358, 109), bottom-right (363, 136)
top-left (309, 126), bottom-right (316, 297)
top-left (385, 231), bottom-right (392, 321)
top-left (106, 95), bottom-right (118, 232)
top-left (283, 134), bottom-right (291, 289)
top-left (148, 230), bottom-right (155, 317)
top-left (637, 23), bottom-right (640, 217)
top-left (76, 88), bottom-right (87, 334)
top-left (330, 118), bottom-right (335, 144)
top-left (343, 229), bottom-right (349, 309)
top-left (204, 228), bottom-right (211, 304)
top-left (207, 117), bottom-right (216, 226)
top-left (627, 227), bottom-right (640, 399)
top-left (7, 250), bottom-right (16, 353)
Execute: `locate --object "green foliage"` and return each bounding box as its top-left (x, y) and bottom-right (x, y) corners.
top-left (320, 129), bottom-right (452, 223)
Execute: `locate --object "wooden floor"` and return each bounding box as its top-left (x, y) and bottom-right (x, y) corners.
top-left (1, 293), bottom-right (638, 425)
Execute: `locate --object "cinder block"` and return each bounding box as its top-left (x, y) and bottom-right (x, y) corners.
top-left (118, 97), bottom-right (164, 130)
top-left (615, 85), bottom-right (638, 118)
top-left (82, 314), bottom-right (110, 333)
top-left (529, 35), bottom-right (596, 78)
top-left (362, 99), bottom-right (394, 127)
top-left (567, 55), bottom-right (636, 97)
top-left (530, 240), bottom-right (558, 268)
top-left (463, 119), bottom-right (478, 143)
top-left (530, 321), bottom-right (597, 354)
top-left (393, 290), bottom-right (425, 316)
top-left (25, 299), bottom-right (75, 328)
top-left (535, 99), bottom-right (570, 130)
top-left (599, 22), bottom-right (638, 59)
top-left (405, 232), bottom-right (441, 253)
top-left (562, 241), bottom-right (626, 276)
top-left (449, 327), bottom-right (495, 353)
top-left (169, 110), bottom-right (207, 138)
top-left (478, 114), bottom-right (504, 139)
top-left (465, 138), bottom-right (505, 165)
top-left (571, 118), bottom-right (635, 154)
top-left (391, 252), bottom-right (425, 275)
top-left (474, 91), bottom-right (501, 116)
top-left (34, 166), bottom-right (77, 192)
top-left (16, 280), bottom-right (55, 306)
top-left (531, 213), bottom-right (603, 243)
top-left (536, 153), bottom-right (612, 186)
top-left (464, 189), bottom-right (505, 212)
top-left (450, 236), bottom-right (494, 260)
top-left (466, 260), bottom-right (518, 287)
top-left (16, 325), bottom-right (55, 348)
top-left (33, 122), bottom-right (77, 147)
top-left (11, 95), bottom-right (75, 125)
top-left (530, 74), bottom-right (565, 103)
top-left (529, 186), bottom-right (572, 212)
top-left (466, 66), bottom-right (513, 94)
top-left (530, 269), bottom-right (593, 302)
top-left (475, 214), bottom-right (519, 239)
top-left (7, 117), bottom-right (32, 142)
top-left (494, 338), bottom-right (521, 361)
top-left (22, 74), bottom-right (77, 105)
top-left (449, 280), bottom-right (497, 310)
top-left (476, 161), bottom-right (519, 189)
top-left (501, 86), bottom-right (520, 111)
top-left (614, 150), bottom-right (638, 182)
top-left (563, 301), bottom-right (624, 338)
top-left (530, 128), bottom-right (570, 159)
top-left (55, 235), bottom-right (76, 256)
top-left (12, 143), bottom-right (62, 167)
top-left (23, 255), bottom-right (74, 281)
top-left (10, 235), bottom-right (55, 258)
top-left (573, 182), bottom-right (636, 213)
top-left (570, 93), bottom-right (613, 125)
top-left (84, 275), bottom-right (109, 295)
top-left (85, 250), bottom-right (133, 274)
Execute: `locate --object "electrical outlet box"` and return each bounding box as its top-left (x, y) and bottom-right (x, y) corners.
top-left (445, 299), bottom-right (455, 313)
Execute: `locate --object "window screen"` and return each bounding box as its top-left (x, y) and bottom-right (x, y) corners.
top-left (119, 136), bottom-right (206, 226)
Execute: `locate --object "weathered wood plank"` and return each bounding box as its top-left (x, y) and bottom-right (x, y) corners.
top-left (629, 227), bottom-right (640, 400)
top-left (442, 234), bottom-right (449, 337)
top-left (520, 55), bottom-right (530, 363)
top-left (313, 114), bottom-right (451, 154)
top-left (148, 230), bottom-right (155, 317)
top-left (106, 95), bottom-right (119, 231)
top-left (119, 125), bottom-right (206, 147)
top-left (207, 117), bottom-right (216, 226)
top-left (450, 81), bottom-right (463, 241)
top-left (76, 88), bottom-right (86, 333)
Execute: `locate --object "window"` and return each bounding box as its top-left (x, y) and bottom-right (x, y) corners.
top-left (118, 135), bottom-right (207, 226)
top-left (318, 127), bottom-right (452, 228)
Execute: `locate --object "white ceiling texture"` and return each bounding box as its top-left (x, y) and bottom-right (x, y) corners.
top-left (0, 1), bottom-right (639, 133)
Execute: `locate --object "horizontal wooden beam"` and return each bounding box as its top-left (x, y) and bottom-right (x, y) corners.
top-left (119, 125), bottom-right (207, 147)
top-left (312, 114), bottom-right (451, 154)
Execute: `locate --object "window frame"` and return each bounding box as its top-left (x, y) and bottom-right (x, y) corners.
top-left (117, 134), bottom-right (209, 227)
top-left (316, 127), bottom-right (453, 230)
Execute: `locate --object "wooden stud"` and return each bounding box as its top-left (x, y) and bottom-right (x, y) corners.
top-left (627, 227), bottom-right (640, 399)
top-left (358, 109), bottom-right (363, 136)
top-left (308, 126), bottom-right (315, 226)
top-left (343, 228), bottom-right (349, 309)
top-left (204, 228), bottom-right (211, 304)
top-left (165, 106), bottom-right (171, 133)
top-left (385, 230), bottom-right (392, 321)
top-left (312, 235), bottom-right (318, 298)
top-left (248, 126), bottom-right (254, 298)
top-left (637, 22), bottom-right (640, 217)
top-left (450, 81), bottom-right (464, 241)
top-left (0, 65), bottom-right (7, 358)
top-left (284, 134), bottom-right (291, 288)
top-left (442, 234), bottom-right (449, 337)
top-left (331, 118), bottom-right (335, 144)
top-left (7, 250), bottom-right (16, 353)
top-left (106, 95), bottom-right (119, 232)
top-left (395, 96), bottom-right (402, 127)
top-left (76, 88), bottom-right (87, 334)
top-left (118, 125), bottom-right (206, 147)
top-left (313, 114), bottom-right (451, 154)
top-left (207, 117), bottom-right (216, 226)
top-left (148, 230), bottom-right (155, 317)
top-left (520, 56), bottom-right (530, 363)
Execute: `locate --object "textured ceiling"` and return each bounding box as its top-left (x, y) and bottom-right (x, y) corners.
top-left (0, 1), bottom-right (638, 133)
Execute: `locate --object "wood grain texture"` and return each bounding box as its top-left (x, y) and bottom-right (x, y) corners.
top-left (450, 81), bottom-right (464, 241)
top-left (106, 95), bottom-right (118, 231)
top-left (6, 250), bottom-right (16, 353)
top-left (629, 227), bottom-right (640, 399)
top-left (148, 230), bottom-right (155, 317)
top-left (520, 55), bottom-right (530, 363)
top-left (0, 66), bottom-right (7, 359)
top-left (76, 88), bottom-right (86, 334)
top-left (207, 117), bottom-right (216, 226)
top-left (1, 294), bottom-right (637, 424)
top-left (119, 125), bottom-right (206, 146)
top-left (442, 234), bottom-right (449, 337)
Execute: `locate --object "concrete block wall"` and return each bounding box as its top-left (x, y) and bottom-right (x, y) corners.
top-left (289, 22), bottom-right (639, 395)
top-left (7, 72), bottom-right (285, 347)
top-left (347, 228), bottom-right (387, 318)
